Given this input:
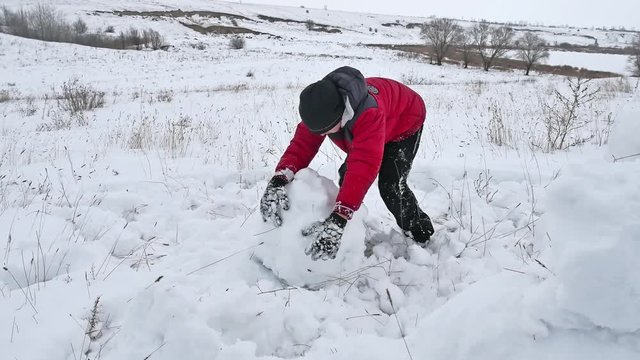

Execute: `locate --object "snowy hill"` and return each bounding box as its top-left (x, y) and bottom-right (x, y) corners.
top-left (1, 1), bottom-right (640, 360)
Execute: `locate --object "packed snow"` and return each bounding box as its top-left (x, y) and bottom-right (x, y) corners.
top-left (1, 1), bottom-right (639, 360)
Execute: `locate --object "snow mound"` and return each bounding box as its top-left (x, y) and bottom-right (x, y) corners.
top-left (253, 169), bottom-right (367, 287)
top-left (542, 159), bottom-right (640, 332)
top-left (609, 101), bottom-right (640, 160)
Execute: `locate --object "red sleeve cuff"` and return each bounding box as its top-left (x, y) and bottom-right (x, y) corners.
top-left (333, 202), bottom-right (355, 220)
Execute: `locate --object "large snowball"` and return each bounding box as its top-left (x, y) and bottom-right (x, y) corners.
top-left (253, 169), bottom-right (367, 287)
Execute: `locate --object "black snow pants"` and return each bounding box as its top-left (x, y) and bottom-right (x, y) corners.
top-left (339, 127), bottom-right (434, 243)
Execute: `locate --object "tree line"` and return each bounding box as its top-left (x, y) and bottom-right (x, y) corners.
top-left (420, 18), bottom-right (640, 77)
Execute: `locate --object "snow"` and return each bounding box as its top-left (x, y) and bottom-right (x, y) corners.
top-left (609, 100), bottom-right (640, 159)
top-left (1, 1), bottom-right (640, 359)
top-left (541, 159), bottom-right (640, 332)
top-left (547, 50), bottom-right (631, 75)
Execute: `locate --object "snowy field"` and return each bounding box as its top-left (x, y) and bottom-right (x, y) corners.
top-left (547, 50), bottom-right (632, 75)
top-left (1, 1), bottom-right (640, 360)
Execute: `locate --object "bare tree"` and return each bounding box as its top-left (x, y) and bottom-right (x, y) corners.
top-left (629, 35), bottom-right (640, 77)
top-left (456, 30), bottom-right (473, 69)
top-left (72, 18), bottom-right (87, 34)
top-left (515, 32), bottom-right (549, 75)
top-left (29, 4), bottom-right (69, 42)
top-left (420, 18), bottom-right (461, 66)
top-left (471, 21), bottom-right (514, 71)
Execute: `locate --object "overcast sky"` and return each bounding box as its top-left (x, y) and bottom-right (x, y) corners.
top-left (234, 0), bottom-right (639, 29)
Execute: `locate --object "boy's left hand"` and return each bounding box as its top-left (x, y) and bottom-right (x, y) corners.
top-left (302, 212), bottom-right (347, 261)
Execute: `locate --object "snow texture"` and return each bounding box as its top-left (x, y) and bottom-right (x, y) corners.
top-left (1, 1), bottom-right (640, 359)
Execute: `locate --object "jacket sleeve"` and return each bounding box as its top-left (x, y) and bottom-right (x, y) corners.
top-left (275, 122), bottom-right (325, 176)
top-left (334, 109), bottom-right (385, 219)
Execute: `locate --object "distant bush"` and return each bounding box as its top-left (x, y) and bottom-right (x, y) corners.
top-left (305, 19), bottom-right (315, 30)
top-left (57, 79), bottom-right (105, 115)
top-left (191, 41), bottom-right (206, 50)
top-left (144, 28), bottom-right (164, 50)
top-left (0, 5), bottom-right (166, 51)
top-left (156, 89), bottom-right (174, 103)
top-left (0, 89), bottom-right (11, 103)
top-left (104, 25), bottom-right (115, 33)
top-left (72, 18), bottom-right (87, 34)
top-left (229, 36), bottom-right (245, 49)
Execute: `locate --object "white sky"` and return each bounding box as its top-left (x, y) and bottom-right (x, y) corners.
top-left (233, 0), bottom-right (639, 29)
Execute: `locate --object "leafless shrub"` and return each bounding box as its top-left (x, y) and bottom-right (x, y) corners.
top-left (144, 28), bottom-right (164, 50)
top-left (104, 25), bottom-right (115, 33)
top-left (0, 89), bottom-right (11, 102)
top-left (538, 77), bottom-right (600, 151)
top-left (420, 18), bottom-right (461, 66)
top-left (18, 96), bottom-right (38, 116)
top-left (229, 36), bottom-right (245, 49)
top-left (305, 19), bottom-right (315, 30)
top-left (471, 21), bottom-right (514, 71)
top-left (122, 27), bottom-right (144, 49)
top-left (156, 89), bottom-right (173, 102)
top-left (72, 18), bottom-right (87, 34)
top-left (57, 79), bottom-right (105, 114)
top-left (211, 83), bottom-right (250, 92)
top-left (191, 41), bottom-right (207, 50)
top-left (515, 32), bottom-right (549, 75)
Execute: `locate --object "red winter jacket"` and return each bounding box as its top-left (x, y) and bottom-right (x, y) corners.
top-left (276, 67), bottom-right (426, 219)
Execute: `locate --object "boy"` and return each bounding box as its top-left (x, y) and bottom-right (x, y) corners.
top-left (260, 66), bottom-right (434, 260)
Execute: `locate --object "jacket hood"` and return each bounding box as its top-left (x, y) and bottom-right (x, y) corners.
top-left (323, 66), bottom-right (369, 114)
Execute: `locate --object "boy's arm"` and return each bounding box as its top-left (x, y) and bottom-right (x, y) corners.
top-left (275, 122), bottom-right (325, 180)
top-left (334, 109), bottom-right (385, 219)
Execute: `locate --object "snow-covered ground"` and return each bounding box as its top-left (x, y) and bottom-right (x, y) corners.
top-left (547, 51), bottom-right (632, 75)
top-left (1, 1), bottom-right (640, 360)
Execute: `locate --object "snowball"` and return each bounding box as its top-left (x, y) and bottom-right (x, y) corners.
top-left (252, 169), bottom-right (367, 287)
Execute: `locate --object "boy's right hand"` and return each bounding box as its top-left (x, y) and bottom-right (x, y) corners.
top-left (260, 175), bottom-right (290, 227)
